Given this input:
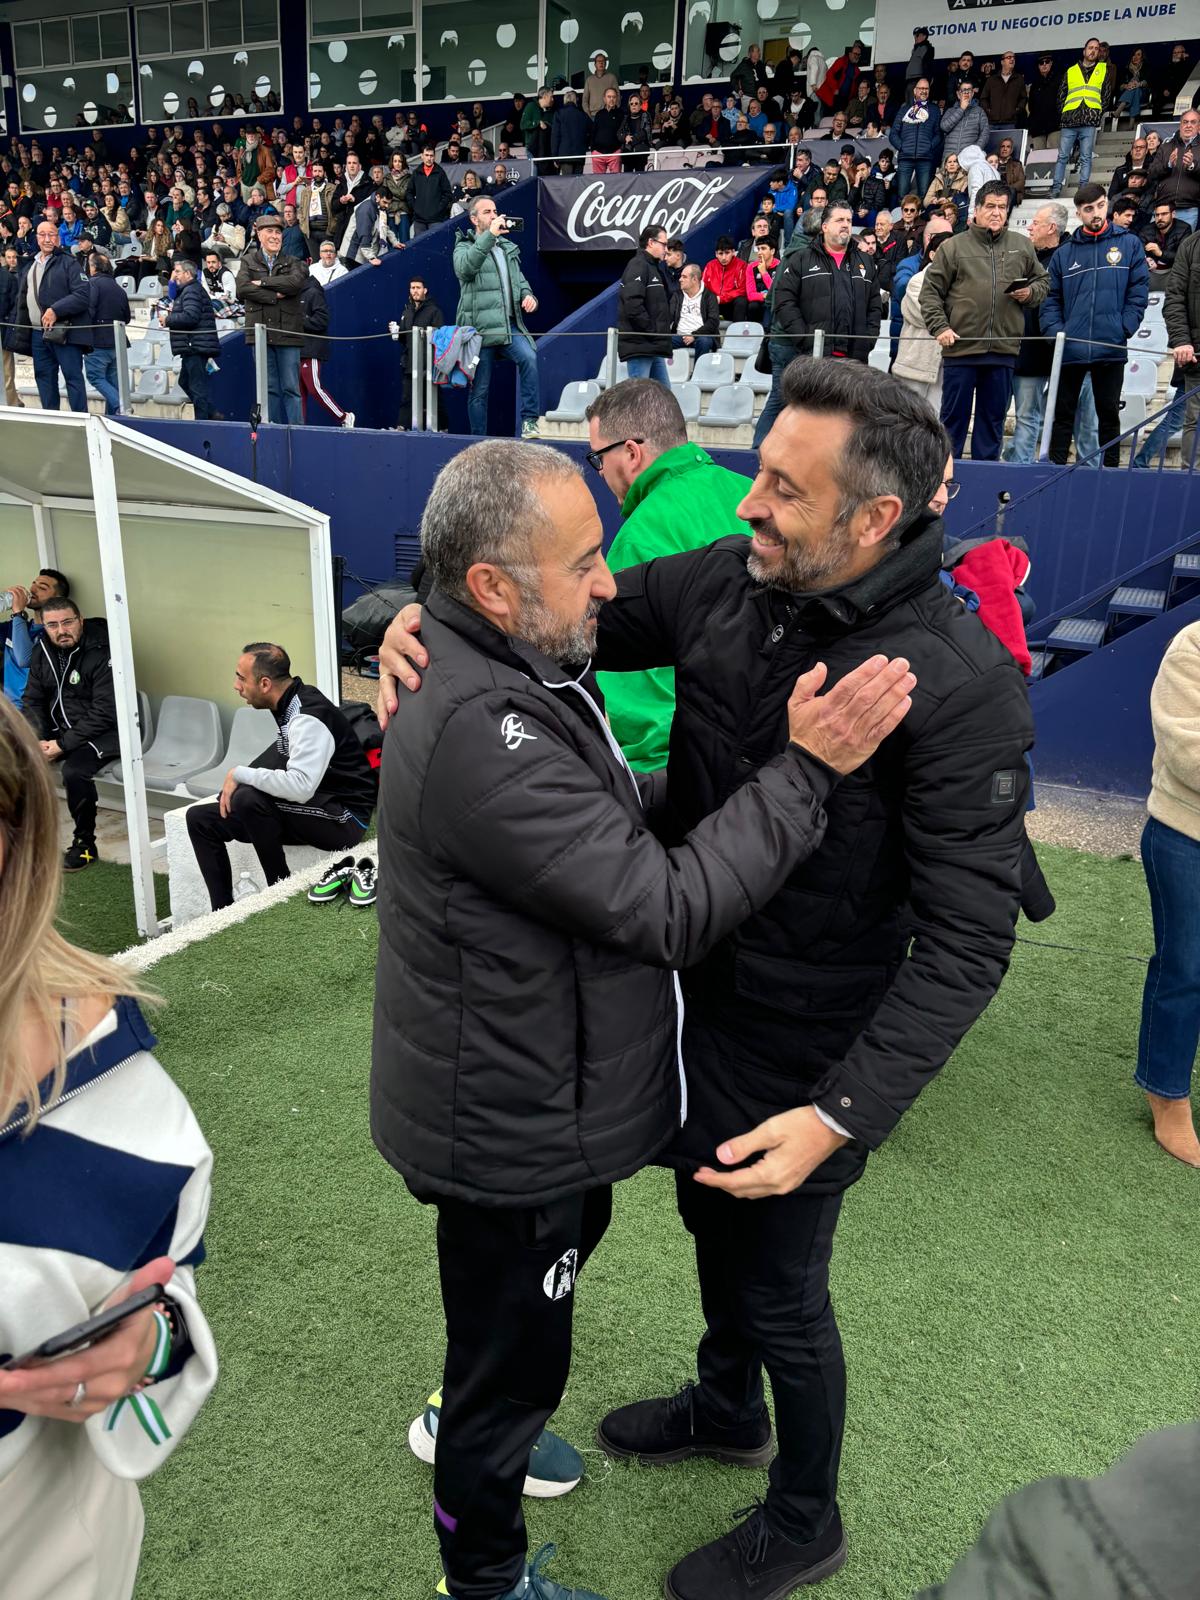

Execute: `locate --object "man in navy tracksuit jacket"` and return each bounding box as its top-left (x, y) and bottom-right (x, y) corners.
top-left (1040, 183), bottom-right (1149, 467)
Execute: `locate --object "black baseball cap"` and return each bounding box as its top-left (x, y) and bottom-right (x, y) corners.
top-left (913, 26), bottom-right (928, 35)
top-left (1037, 54), bottom-right (1054, 64)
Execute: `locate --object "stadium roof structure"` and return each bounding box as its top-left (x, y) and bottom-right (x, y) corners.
top-left (0, 408), bottom-right (338, 938)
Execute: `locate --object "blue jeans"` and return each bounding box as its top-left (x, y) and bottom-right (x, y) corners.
top-left (897, 159), bottom-right (934, 203)
top-left (940, 361), bottom-right (1013, 461)
top-left (85, 349), bottom-right (121, 415)
top-left (1053, 125), bottom-right (1097, 193)
top-left (1175, 206), bottom-right (1199, 230)
top-left (625, 355), bottom-right (670, 387)
top-left (1116, 87), bottom-right (1144, 118)
top-left (1136, 816), bottom-right (1200, 1099)
top-left (266, 344), bottom-right (302, 425)
top-left (32, 331), bottom-right (86, 412)
top-left (467, 333), bottom-right (540, 435)
top-left (672, 335), bottom-right (715, 359)
top-left (753, 337), bottom-right (793, 449)
top-left (1003, 372), bottom-right (1099, 463)
top-left (1133, 387), bottom-right (1188, 468)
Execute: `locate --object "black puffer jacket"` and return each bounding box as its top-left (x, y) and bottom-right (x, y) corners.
top-left (596, 518), bottom-right (1033, 1180)
top-left (771, 237), bottom-right (882, 360)
top-left (23, 618), bottom-right (118, 762)
top-left (300, 276), bottom-right (329, 361)
top-left (165, 276), bottom-right (220, 355)
top-left (371, 590), bottom-right (839, 1208)
top-left (617, 249), bottom-right (679, 360)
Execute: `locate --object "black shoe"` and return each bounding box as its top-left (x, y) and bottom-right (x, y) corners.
top-left (665, 1503), bottom-right (846, 1600)
top-left (597, 1381), bottom-right (774, 1468)
top-left (63, 839), bottom-right (99, 872)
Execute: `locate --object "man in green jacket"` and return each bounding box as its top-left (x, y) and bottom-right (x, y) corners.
top-left (918, 179), bottom-right (1048, 460)
top-left (587, 379), bottom-right (752, 770)
top-left (453, 194), bottom-right (541, 438)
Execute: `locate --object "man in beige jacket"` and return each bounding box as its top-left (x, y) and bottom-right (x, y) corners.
top-left (1136, 620), bottom-right (1200, 1165)
top-left (583, 52), bottom-right (619, 118)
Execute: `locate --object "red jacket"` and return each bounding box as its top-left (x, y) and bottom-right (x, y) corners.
top-left (703, 256), bottom-right (748, 303)
top-left (953, 540), bottom-right (1033, 677)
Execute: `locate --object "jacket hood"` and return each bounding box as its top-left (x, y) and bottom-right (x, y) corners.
top-left (0, 995), bottom-right (155, 1143)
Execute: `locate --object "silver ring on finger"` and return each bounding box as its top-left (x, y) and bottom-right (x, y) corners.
top-left (68, 1380), bottom-right (87, 1408)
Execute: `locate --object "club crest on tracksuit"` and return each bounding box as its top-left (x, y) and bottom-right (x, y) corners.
top-left (543, 1248), bottom-right (578, 1300)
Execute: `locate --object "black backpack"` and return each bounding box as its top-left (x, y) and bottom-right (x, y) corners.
top-left (340, 700), bottom-right (384, 786)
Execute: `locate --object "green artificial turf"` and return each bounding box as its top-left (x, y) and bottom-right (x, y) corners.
top-left (123, 842), bottom-right (1200, 1600)
top-left (58, 860), bottom-right (170, 957)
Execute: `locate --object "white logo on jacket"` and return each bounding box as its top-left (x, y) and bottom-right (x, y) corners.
top-left (543, 1249), bottom-right (578, 1300)
top-left (501, 712), bottom-right (537, 750)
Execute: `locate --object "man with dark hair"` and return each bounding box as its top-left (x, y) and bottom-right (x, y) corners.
top-left (379, 360), bottom-right (1037, 1600)
top-left (701, 235), bottom-right (748, 323)
top-left (396, 274), bottom-right (444, 430)
top-left (1041, 182), bottom-right (1148, 466)
top-left (586, 378), bottom-right (753, 769)
top-left (84, 251), bottom-right (131, 417)
top-left (1140, 197), bottom-right (1192, 274)
top-left (23, 595), bottom-right (116, 872)
top-left (409, 145), bottom-right (453, 237)
top-left (162, 257), bottom-right (219, 420)
top-left (3, 569), bottom-right (69, 710)
top-left (919, 179), bottom-right (1048, 459)
top-left (185, 643), bottom-right (375, 911)
top-left (618, 224), bottom-right (677, 387)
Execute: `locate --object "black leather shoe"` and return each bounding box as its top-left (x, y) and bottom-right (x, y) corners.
top-left (597, 1381), bottom-right (774, 1468)
top-left (665, 1503), bottom-right (847, 1600)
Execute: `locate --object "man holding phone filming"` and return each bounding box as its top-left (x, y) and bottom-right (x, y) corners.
top-left (453, 195), bottom-right (541, 440)
top-left (369, 436), bottom-right (917, 1600)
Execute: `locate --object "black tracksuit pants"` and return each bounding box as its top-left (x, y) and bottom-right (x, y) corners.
top-left (61, 745), bottom-right (106, 845)
top-left (1050, 360), bottom-right (1125, 467)
top-left (675, 1025), bottom-right (848, 1547)
top-left (433, 1185), bottom-right (612, 1599)
top-left (186, 783), bottom-right (364, 909)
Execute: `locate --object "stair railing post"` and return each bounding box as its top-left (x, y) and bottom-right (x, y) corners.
top-left (1038, 331), bottom-right (1066, 462)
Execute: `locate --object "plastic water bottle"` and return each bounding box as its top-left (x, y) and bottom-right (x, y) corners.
top-left (233, 871), bottom-right (260, 901)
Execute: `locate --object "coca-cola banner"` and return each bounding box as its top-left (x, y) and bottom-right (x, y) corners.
top-left (537, 171), bottom-right (765, 251)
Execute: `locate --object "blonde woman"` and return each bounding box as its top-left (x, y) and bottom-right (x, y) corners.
top-left (0, 697), bottom-right (217, 1599)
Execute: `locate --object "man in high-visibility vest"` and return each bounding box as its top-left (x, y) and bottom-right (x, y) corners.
top-left (1051, 37), bottom-right (1113, 197)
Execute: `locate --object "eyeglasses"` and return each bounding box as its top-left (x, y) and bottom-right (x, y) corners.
top-left (586, 437), bottom-right (644, 472)
top-left (943, 479), bottom-right (962, 500)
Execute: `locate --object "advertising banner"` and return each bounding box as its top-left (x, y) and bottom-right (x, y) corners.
top-left (537, 169), bottom-right (764, 250)
top-left (874, 1), bottom-right (1200, 64)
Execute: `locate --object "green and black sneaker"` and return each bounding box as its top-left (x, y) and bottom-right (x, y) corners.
top-left (307, 855), bottom-right (355, 905)
top-left (348, 858), bottom-right (377, 909)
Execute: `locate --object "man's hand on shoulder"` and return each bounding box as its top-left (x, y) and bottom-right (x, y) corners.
top-left (378, 602), bottom-right (427, 727)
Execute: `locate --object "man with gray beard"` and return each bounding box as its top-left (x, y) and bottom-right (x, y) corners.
top-left (378, 361), bottom-right (1035, 1600)
top-left (369, 436), bottom-right (915, 1600)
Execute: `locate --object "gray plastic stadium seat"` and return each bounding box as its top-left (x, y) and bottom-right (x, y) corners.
top-left (674, 381), bottom-right (702, 421)
top-left (666, 348), bottom-right (692, 384)
top-left (721, 322), bottom-right (763, 359)
top-left (95, 691), bottom-right (153, 780)
top-left (115, 273), bottom-right (136, 295)
top-left (700, 384), bottom-right (755, 428)
top-left (692, 351), bottom-right (736, 392)
top-left (113, 695), bottom-right (223, 788)
top-left (1117, 393), bottom-right (1147, 427)
top-left (1122, 357), bottom-right (1159, 398)
top-left (593, 358), bottom-right (630, 389)
top-left (737, 360), bottom-right (771, 395)
top-left (184, 706), bottom-right (278, 798)
top-left (545, 380), bottom-right (601, 421)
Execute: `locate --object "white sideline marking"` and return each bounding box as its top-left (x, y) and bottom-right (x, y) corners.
top-left (115, 841), bottom-right (379, 972)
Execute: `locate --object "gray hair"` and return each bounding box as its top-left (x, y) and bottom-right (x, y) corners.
top-left (1038, 201), bottom-right (1070, 237)
top-left (421, 441), bottom-right (581, 602)
top-left (467, 193), bottom-right (492, 223)
top-left (586, 378), bottom-right (687, 457)
top-left (779, 358), bottom-right (948, 543)
top-left (173, 257), bottom-right (198, 278)
top-left (680, 261), bottom-right (701, 285)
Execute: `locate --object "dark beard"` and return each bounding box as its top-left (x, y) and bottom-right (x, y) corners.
top-left (745, 517), bottom-right (859, 592)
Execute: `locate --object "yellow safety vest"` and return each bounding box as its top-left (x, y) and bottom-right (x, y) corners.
top-left (1062, 61), bottom-right (1107, 114)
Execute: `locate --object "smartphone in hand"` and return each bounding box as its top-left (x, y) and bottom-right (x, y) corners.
top-left (1, 1283), bottom-right (165, 1370)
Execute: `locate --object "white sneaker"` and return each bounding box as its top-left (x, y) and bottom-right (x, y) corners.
top-left (343, 411), bottom-right (356, 429)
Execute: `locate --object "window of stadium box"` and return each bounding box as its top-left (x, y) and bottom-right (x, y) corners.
top-left (135, 0), bottom-right (283, 121)
top-left (14, 9), bottom-right (135, 133)
top-left (680, 0), bottom-right (875, 85)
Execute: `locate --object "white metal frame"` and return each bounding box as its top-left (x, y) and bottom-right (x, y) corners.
top-left (0, 409), bottom-right (336, 940)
